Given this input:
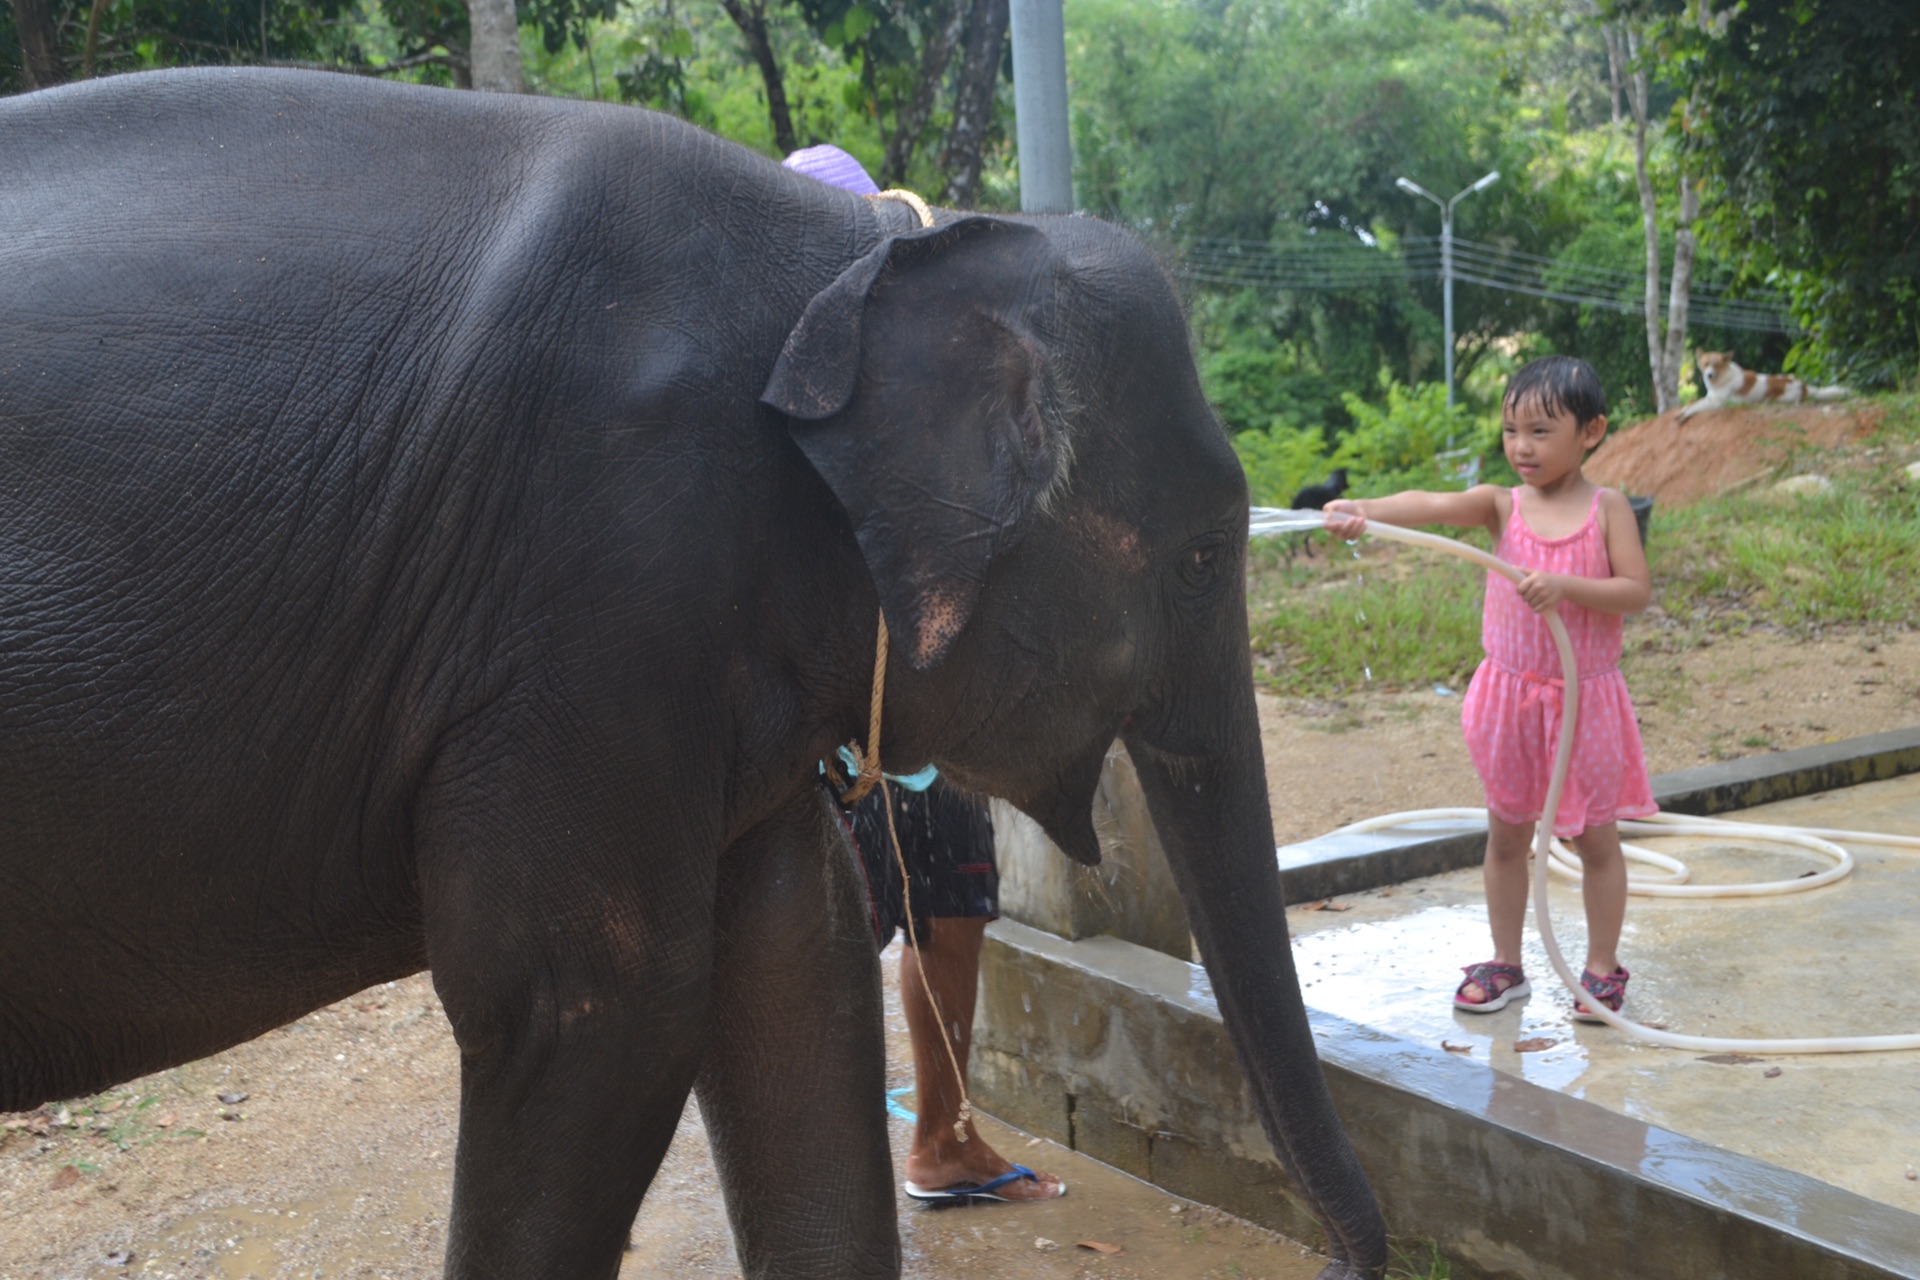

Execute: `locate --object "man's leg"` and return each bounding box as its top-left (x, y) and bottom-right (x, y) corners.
top-left (899, 915), bottom-right (1063, 1200)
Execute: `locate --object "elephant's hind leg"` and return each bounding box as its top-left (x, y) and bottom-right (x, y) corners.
top-left (697, 790), bottom-right (900, 1280)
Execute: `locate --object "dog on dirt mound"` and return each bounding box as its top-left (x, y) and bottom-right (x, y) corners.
top-left (1678, 352), bottom-right (1848, 421)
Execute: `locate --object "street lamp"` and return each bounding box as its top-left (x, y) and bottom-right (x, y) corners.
top-left (1396, 171), bottom-right (1499, 408)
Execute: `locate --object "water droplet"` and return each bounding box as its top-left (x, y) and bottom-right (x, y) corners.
top-left (1364, 665), bottom-right (1373, 682)
top-left (1021, 993), bottom-right (1033, 1013)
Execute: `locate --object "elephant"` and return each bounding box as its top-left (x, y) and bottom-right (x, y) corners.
top-left (0, 68), bottom-right (1387, 1279)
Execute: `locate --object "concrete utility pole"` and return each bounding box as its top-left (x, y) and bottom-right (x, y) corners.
top-left (1396, 171), bottom-right (1499, 408)
top-left (1009, 0), bottom-right (1072, 213)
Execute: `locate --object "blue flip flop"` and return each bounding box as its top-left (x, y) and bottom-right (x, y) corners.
top-left (903, 1164), bottom-right (1064, 1207)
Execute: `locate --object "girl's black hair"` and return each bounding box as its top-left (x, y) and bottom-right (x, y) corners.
top-left (1503, 355), bottom-right (1608, 426)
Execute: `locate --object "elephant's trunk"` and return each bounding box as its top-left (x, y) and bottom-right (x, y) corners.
top-left (1124, 686), bottom-right (1387, 1279)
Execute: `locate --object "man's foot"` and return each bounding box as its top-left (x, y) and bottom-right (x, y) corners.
top-left (903, 1132), bottom-right (1064, 1206)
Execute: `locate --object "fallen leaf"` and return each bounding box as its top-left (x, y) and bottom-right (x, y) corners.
top-left (1076, 1241), bottom-right (1125, 1255)
top-left (217, 1092), bottom-right (249, 1106)
top-left (1513, 1038), bottom-right (1558, 1053)
top-left (1034, 1238), bottom-right (1060, 1251)
top-left (1306, 900), bottom-right (1351, 912)
top-left (153, 1113), bottom-right (175, 1129)
top-left (1763, 1067), bottom-right (1783, 1079)
top-left (51, 1165), bottom-right (80, 1190)
top-left (1, 1118), bottom-right (28, 1131)
top-left (1698, 1054), bottom-right (1763, 1066)
top-left (1440, 1041), bottom-right (1473, 1054)
top-left (1906, 1165), bottom-right (1916, 1181)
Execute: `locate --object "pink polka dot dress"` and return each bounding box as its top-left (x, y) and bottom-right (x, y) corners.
top-left (1461, 487), bottom-right (1655, 838)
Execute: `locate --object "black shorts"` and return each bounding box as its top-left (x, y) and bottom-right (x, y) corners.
top-left (838, 778), bottom-right (998, 951)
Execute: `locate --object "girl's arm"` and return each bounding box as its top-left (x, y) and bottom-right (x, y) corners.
top-left (1323, 485), bottom-right (1503, 542)
top-left (1513, 489), bottom-right (1652, 616)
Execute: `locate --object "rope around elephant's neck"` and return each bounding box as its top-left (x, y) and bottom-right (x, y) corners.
top-left (848, 188), bottom-right (974, 1144)
top-left (833, 187), bottom-right (934, 808)
top-left (870, 187), bottom-right (934, 229)
top-left (836, 611), bottom-right (889, 806)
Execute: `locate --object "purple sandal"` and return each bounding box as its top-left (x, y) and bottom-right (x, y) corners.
top-left (1453, 961), bottom-right (1530, 1013)
top-left (1573, 966), bottom-right (1630, 1022)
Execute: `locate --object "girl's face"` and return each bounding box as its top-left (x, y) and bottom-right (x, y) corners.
top-left (1501, 394), bottom-right (1606, 490)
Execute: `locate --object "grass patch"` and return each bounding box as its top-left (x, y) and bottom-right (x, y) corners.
top-left (1248, 532), bottom-right (1486, 696)
top-left (1644, 400), bottom-right (1920, 640)
top-left (1386, 1238), bottom-right (1452, 1279)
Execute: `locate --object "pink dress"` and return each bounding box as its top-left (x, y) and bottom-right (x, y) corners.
top-left (1461, 487), bottom-right (1656, 837)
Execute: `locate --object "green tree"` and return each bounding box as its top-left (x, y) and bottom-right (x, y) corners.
top-left (1616, 0), bottom-right (1920, 385)
top-left (2, 1), bottom-right (617, 94)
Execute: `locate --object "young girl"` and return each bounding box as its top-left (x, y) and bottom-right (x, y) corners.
top-left (1323, 356), bottom-right (1654, 1021)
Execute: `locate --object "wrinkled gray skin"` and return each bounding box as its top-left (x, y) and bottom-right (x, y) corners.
top-left (0, 69), bottom-right (1386, 1280)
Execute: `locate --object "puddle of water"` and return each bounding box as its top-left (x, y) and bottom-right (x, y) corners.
top-left (1289, 902), bottom-right (1599, 1091)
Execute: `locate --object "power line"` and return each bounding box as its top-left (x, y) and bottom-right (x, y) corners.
top-left (1175, 235), bottom-right (1799, 335)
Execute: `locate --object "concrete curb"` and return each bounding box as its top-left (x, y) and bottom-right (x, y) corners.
top-left (1275, 726), bottom-right (1920, 905)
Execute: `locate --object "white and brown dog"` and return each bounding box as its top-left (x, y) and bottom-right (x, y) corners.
top-left (1678, 351), bottom-right (1848, 421)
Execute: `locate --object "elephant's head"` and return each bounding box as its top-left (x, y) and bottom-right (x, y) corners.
top-left (764, 214), bottom-right (1387, 1279)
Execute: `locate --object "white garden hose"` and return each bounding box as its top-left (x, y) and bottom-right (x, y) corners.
top-left (1250, 507), bottom-right (1920, 1054)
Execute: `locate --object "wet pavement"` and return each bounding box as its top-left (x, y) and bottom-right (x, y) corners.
top-left (1284, 771), bottom-right (1920, 1215)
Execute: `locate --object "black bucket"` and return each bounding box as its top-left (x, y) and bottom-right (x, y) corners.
top-left (1629, 495), bottom-right (1654, 547)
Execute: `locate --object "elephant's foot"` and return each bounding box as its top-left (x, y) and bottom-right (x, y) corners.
top-left (1314, 1258), bottom-right (1387, 1280)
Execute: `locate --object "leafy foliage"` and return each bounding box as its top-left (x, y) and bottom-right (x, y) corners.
top-left (1331, 380), bottom-right (1498, 497)
top-left (0, 0), bottom-right (618, 90)
top-left (1617, 0), bottom-right (1920, 386)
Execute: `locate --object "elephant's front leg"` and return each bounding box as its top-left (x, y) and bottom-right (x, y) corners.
top-left (420, 773), bottom-right (719, 1280)
top-left (697, 789), bottom-right (899, 1280)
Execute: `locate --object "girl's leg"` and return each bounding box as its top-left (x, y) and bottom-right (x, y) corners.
top-left (1566, 821), bottom-right (1627, 976)
top-left (1483, 813), bottom-right (1534, 962)
top-left (1461, 813), bottom-right (1535, 1003)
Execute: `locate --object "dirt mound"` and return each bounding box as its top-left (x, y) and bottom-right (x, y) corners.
top-left (1586, 401), bottom-right (1881, 508)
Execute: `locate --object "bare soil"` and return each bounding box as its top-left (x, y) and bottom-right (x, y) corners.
top-left (1583, 399), bottom-right (1881, 508)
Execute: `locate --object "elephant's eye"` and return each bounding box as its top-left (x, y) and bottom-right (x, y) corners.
top-left (1177, 534), bottom-right (1228, 596)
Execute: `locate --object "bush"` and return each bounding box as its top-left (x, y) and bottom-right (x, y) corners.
top-left (1332, 379), bottom-right (1499, 495)
top-left (1233, 423), bottom-right (1330, 507)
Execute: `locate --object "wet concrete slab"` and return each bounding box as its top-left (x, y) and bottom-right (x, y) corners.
top-left (1284, 770), bottom-right (1920, 1216)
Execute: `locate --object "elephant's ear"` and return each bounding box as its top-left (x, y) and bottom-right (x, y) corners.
top-left (763, 217), bottom-right (1066, 670)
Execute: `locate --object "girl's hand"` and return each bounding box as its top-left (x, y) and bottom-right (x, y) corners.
top-left (1516, 571), bottom-right (1570, 613)
top-left (1322, 499), bottom-right (1366, 541)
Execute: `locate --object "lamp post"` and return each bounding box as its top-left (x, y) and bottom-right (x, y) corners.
top-left (1396, 171), bottom-right (1499, 408)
